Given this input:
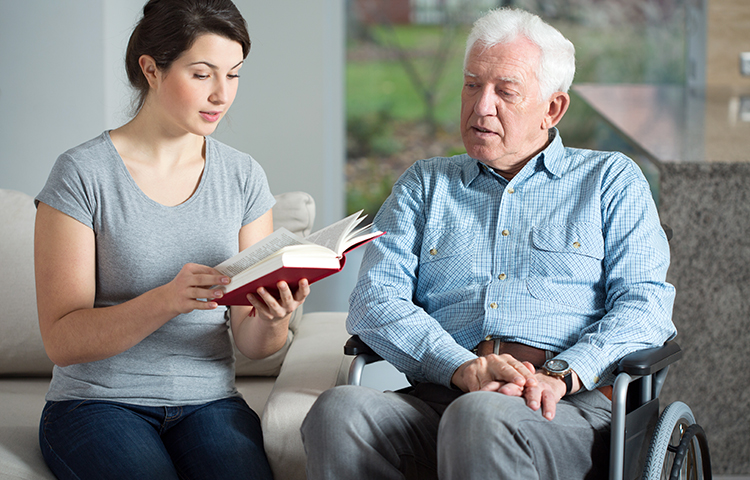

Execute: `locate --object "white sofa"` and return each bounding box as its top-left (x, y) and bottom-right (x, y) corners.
top-left (0, 188), bottom-right (351, 480)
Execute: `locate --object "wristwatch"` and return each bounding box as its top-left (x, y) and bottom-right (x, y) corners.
top-left (542, 358), bottom-right (573, 396)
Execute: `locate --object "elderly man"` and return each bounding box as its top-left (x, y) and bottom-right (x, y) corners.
top-left (301, 7), bottom-right (676, 479)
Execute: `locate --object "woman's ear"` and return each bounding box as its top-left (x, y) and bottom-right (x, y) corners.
top-left (541, 92), bottom-right (570, 130)
top-left (138, 55), bottom-right (159, 89)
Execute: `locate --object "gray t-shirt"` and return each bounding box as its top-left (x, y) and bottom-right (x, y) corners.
top-left (36, 131), bottom-right (275, 406)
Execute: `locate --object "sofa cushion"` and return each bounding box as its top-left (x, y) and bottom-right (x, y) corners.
top-left (0, 190), bottom-right (53, 376)
top-left (0, 379), bottom-right (56, 479)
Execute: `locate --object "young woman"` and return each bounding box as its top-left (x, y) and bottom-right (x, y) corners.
top-left (33, 1), bottom-right (308, 478)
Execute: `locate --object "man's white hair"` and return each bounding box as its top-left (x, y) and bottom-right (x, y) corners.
top-left (464, 8), bottom-right (576, 101)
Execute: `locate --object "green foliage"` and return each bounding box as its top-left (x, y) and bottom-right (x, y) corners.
top-left (347, 107), bottom-right (401, 158)
top-left (370, 24), bottom-right (461, 50)
top-left (347, 24), bottom-right (467, 126)
top-left (346, 162), bottom-right (398, 218)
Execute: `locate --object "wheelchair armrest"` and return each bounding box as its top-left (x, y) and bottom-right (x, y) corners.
top-left (616, 341), bottom-right (682, 376)
top-left (661, 223), bottom-right (673, 242)
top-left (344, 335), bottom-right (382, 359)
top-left (345, 335), bottom-right (388, 386)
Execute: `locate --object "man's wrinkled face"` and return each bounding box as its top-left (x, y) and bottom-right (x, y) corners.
top-left (460, 37), bottom-right (552, 177)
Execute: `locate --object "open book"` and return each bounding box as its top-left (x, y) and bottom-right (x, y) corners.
top-left (213, 210), bottom-right (384, 306)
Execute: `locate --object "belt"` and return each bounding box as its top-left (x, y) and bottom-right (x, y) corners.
top-left (474, 337), bottom-right (613, 401)
top-left (473, 338), bottom-right (553, 368)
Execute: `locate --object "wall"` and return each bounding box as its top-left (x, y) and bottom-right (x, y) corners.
top-left (0, 0), bottom-right (349, 312)
top-left (706, 0), bottom-right (750, 88)
top-left (216, 0), bottom-right (345, 231)
top-left (0, 0), bottom-right (111, 196)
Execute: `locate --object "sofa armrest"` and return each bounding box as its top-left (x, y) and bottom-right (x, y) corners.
top-left (261, 311), bottom-right (351, 480)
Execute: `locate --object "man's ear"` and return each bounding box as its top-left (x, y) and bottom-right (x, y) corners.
top-left (541, 92), bottom-right (570, 130)
top-left (138, 55), bottom-right (159, 89)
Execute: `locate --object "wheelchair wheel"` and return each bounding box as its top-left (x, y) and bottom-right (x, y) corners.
top-left (642, 401), bottom-right (711, 480)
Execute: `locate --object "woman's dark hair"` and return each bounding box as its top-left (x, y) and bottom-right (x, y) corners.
top-left (125, 0), bottom-right (251, 114)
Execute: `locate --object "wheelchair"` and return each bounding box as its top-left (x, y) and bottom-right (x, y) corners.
top-left (344, 335), bottom-right (712, 480)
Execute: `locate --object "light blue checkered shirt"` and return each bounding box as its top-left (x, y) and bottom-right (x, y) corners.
top-left (348, 129), bottom-right (676, 391)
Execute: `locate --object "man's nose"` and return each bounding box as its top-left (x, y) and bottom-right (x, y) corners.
top-left (474, 87), bottom-right (497, 116)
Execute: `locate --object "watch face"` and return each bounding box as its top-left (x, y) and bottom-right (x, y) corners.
top-left (544, 359), bottom-right (570, 373)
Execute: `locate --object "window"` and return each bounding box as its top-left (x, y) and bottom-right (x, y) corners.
top-left (346, 0), bottom-right (686, 215)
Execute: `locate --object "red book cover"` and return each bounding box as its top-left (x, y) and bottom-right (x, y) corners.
top-left (215, 257), bottom-right (347, 306)
top-left (215, 231), bottom-right (384, 306)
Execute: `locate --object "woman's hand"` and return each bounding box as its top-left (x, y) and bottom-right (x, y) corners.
top-left (245, 278), bottom-right (310, 322)
top-left (230, 278), bottom-right (309, 360)
top-left (162, 263), bottom-right (231, 315)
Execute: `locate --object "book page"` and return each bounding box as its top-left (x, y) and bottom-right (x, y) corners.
top-left (305, 210), bottom-right (365, 254)
top-left (215, 228), bottom-right (309, 278)
top-left (340, 224), bottom-right (382, 252)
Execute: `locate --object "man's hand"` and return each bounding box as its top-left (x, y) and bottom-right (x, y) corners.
top-left (521, 370), bottom-right (581, 420)
top-left (451, 354), bottom-right (538, 395)
top-left (523, 372), bottom-right (567, 420)
top-left (452, 354), bottom-right (582, 421)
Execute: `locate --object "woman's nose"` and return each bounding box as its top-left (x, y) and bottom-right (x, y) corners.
top-left (209, 80), bottom-right (228, 105)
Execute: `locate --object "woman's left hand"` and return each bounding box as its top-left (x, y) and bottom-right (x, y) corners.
top-left (245, 278), bottom-right (310, 322)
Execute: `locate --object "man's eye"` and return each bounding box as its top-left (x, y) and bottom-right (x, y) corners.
top-left (228, 74), bottom-right (240, 79)
top-left (500, 90), bottom-right (521, 102)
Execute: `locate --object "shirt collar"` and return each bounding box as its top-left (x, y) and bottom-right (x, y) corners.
top-left (464, 128), bottom-right (567, 184)
top-left (462, 156), bottom-right (484, 186)
top-left (537, 128), bottom-right (567, 178)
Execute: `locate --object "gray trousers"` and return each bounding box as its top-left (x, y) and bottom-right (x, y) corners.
top-left (300, 384), bottom-right (612, 480)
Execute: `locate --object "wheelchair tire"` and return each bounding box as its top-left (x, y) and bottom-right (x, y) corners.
top-left (642, 401), bottom-right (708, 480)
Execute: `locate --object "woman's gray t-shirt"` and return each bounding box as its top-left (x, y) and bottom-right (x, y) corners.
top-left (36, 131), bottom-right (275, 406)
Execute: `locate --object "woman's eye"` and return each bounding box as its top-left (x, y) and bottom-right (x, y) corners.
top-left (228, 74), bottom-right (240, 79)
top-left (194, 74), bottom-right (209, 80)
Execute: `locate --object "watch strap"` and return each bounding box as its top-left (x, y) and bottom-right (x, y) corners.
top-left (562, 372), bottom-right (573, 396)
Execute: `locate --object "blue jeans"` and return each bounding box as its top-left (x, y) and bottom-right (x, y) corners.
top-left (39, 396), bottom-right (273, 480)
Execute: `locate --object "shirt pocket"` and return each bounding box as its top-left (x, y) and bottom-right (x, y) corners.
top-left (419, 228), bottom-right (476, 286)
top-left (527, 223), bottom-right (605, 308)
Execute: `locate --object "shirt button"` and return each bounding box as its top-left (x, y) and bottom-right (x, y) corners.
top-left (429, 248), bottom-right (437, 255)
top-left (489, 302), bottom-right (498, 309)
top-left (573, 241), bottom-right (581, 249)
top-left (498, 273), bottom-right (507, 280)
top-left (501, 229), bottom-right (510, 236)
top-left (507, 188), bottom-right (515, 194)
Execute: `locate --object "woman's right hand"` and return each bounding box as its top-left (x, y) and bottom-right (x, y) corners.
top-left (162, 263), bottom-right (231, 314)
